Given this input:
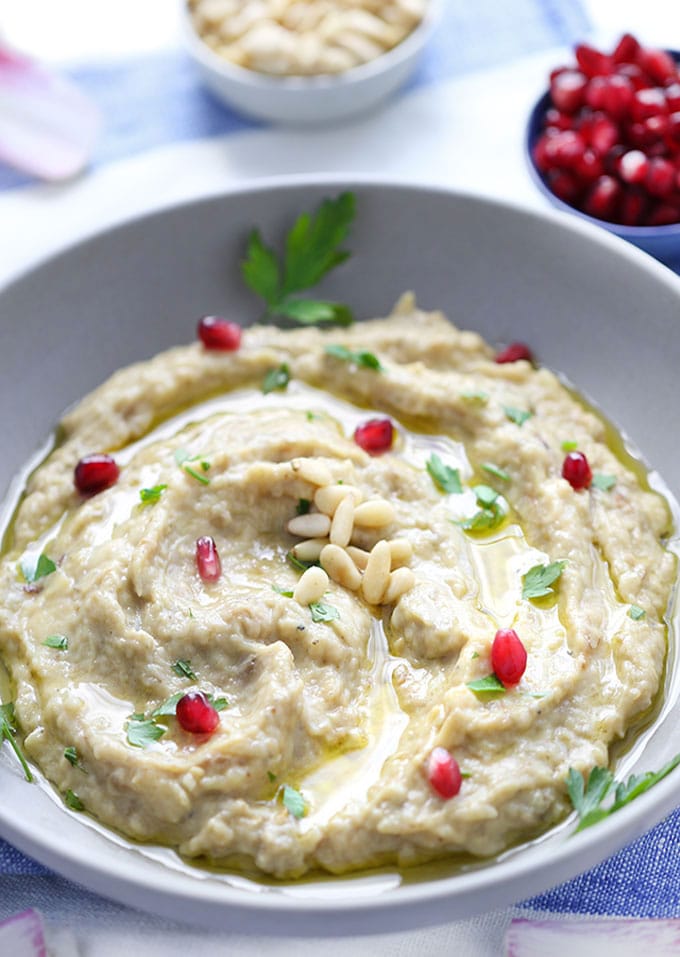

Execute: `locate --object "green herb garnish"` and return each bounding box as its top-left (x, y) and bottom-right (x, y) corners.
top-left (629, 604), bottom-right (646, 621)
top-left (481, 462), bottom-right (510, 482)
top-left (309, 601), bottom-right (340, 623)
top-left (209, 695), bottom-right (229, 712)
top-left (43, 634), bottom-right (68, 650)
top-left (324, 344), bottom-right (383, 372)
top-left (561, 440), bottom-right (578, 452)
top-left (21, 552), bottom-right (57, 583)
top-left (286, 551), bottom-right (317, 573)
top-left (126, 714), bottom-right (166, 748)
top-left (273, 584), bottom-right (294, 597)
top-left (64, 746), bottom-right (85, 772)
top-left (151, 693), bottom-right (184, 718)
top-left (466, 674), bottom-right (506, 695)
top-left (172, 659), bottom-right (197, 680)
top-left (281, 784), bottom-right (307, 819)
top-left (262, 363), bottom-right (290, 394)
top-left (567, 753), bottom-right (680, 832)
top-left (503, 406), bottom-right (533, 427)
top-left (64, 789), bottom-right (84, 811)
top-left (0, 702), bottom-right (32, 782)
top-left (591, 473), bottom-right (616, 492)
top-left (522, 560), bottom-right (567, 600)
top-left (242, 193), bottom-right (355, 326)
top-left (296, 498), bottom-right (311, 515)
top-left (174, 449), bottom-right (211, 485)
top-left (139, 484), bottom-right (167, 504)
top-left (460, 391), bottom-right (489, 404)
top-left (268, 770), bottom-right (277, 783)
top-left (426, 453), bottom-right (462, 494)
top-left (458, 485), bottom-right (506, 533)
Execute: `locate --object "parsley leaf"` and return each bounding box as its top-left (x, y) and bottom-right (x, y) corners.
top-left (209, 695), bottom-right (229, 712)
top-left (426, 454), bottom-right (462, 494)
top-left (174, 449), bottom-right (211, 485)
top-left (172, 659), bottom-right (197, 680)
top-left (522, 560), bottom-right (567, 600)
top-left (629, 604), bottom-right (646, 621)
top-left (460, 391), bottom-right (489, 404)
top-left (309, 601), bottom-right (340, 623)
top-left (0, 702), bottom-right (32, 782)
top-left (151, 693), bottom-right (184, 718)
top-left (21, 552), bottom-right (57, 583)
top-left (140, 484), bottom-right (167, 504)
top-left (561, 440), bottom-right (578, 452)
top-left (273, 584), bottom-right (294, 597)
top-left (262, 363), bottom-right (290, 394)
top-left (503, 406), bottom-right (533, 427)
top-left (64, 746), bottom-right (86, 772)
top-left (481, 462), bottom-right (510, 482)
top-left (126, 714), bottom-right (166, 748)
top-left (296, 498), bottom-right (311, 515)
top-left (286, 551), bottom-right (317, 573)
top-left (43, 634), bottom-right (68, 650)
top-left (466, 674), bottom-right (506, 695)
top-left (592, 473), bottom-right (616, 492)
top-left (458, 485), bottom-right (506, 533)
top-left (281, 784), bottom-right (307, 819)
top-left (65, 789), bottom-right (84, 811)
top-left (267, 770), bottom-right (277, 783)
top-left (241, 193), bottom-right (355, 326)
top-left (324, 344), bottom-right (383, 372)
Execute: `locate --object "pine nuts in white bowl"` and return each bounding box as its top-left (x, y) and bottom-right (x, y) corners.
top-left (182, 0), bottom-right (442, 125)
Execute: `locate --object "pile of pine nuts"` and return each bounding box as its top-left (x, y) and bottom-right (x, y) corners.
top-left (286, 457), bottom-right (415, 607)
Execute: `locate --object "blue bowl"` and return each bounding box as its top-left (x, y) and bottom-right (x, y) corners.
top-left (525, 61), bottom-right (680, 271)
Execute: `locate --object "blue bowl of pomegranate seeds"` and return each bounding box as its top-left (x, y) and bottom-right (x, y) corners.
top-left (526, 33), bottom-right (680, 268)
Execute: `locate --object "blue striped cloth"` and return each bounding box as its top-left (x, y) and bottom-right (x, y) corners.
top-left (6, 0), bottom-right (679, 935)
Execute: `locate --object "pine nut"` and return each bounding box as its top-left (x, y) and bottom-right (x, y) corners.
top-left (320, 544), bottom-right (362, 591)
top-left (314, 483), bottom-right (362, 516)
top-left (287, 512), bottom-right (331, 538)
top-left (388, 539), bottom-right (413, 568)
top-left (291, 458), bottom-right (333, 487)
top-left (353, 499), bottom-right (395, 528)
top-left (291, 538), bottom-right (327, 562)
top-left (293, 566), bottom-right (329, 605)
top-left (346, 545), bottom-right (370, 570)
top-left (382, 567), bottom-right (415, 604)
top-left (329, 494), bottom-right (354, 547)
top-left (362, 540), bottom-right (391, 604)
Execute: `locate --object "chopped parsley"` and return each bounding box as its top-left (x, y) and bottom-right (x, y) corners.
top-left (64, 746), bottom-right (85, 772)
top-left (567, 753), bottom-right (680, 832)
top-left (126, 714), bottom-right (166, 749)
top-left (268, 770), bottom-right (277, 783)
top-left (281, 784), bottom-right (307, 819)
top-left (481, 462), bottom-right (510, 482)
top-left (273, 584), bottom-right (294, 597)
top-left (139, 484), bottom-right (167, 504)
top-left (426, 453), bottom-right (462, 494)
top-left (0, 702), bottom-right (32, 782)
top-left (458, 485), bottom-right (506, 533)
top-left (172, 659), bottom-right (197, 681)
top-left (151, 693), bottom-right (184, 718)
top-left (591, 473), bottom-right (617, 492)
top-left (324, 344), bottom-right (383, 372)
top-left (460, 391), bottom-right (489, 404)
top-left (262, 363), bottom-right (290, 395)
top-left (629, 604), bottom-right (646, 621)
top-left (241, 192), bottom-right (355, 327)
top-left (561, 440), bottom-right (579, 452)
top-left (43, 634), bottom-right (68, 650)
top-left (286, 551), bottom-right (317, 573)
top-left (522, 560), bottom-right (567, 600)
top-left (174, 448), bottom-right (211, 485)
top-left (296, 498), bottom-right (311, 515)
top-left (64, 789), bottom-right (84, 811)
top-left (466, 674), bottom-right (506, 695)
top-left (503, 405), bottom-right (533, 427)
top-left (21, 552), bottom-right (57, 583)
top-left (309, 601), bottom-right (340, 623)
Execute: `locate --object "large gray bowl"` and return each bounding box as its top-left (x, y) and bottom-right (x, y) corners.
top-left (0, 179), bottom-right (679, 934)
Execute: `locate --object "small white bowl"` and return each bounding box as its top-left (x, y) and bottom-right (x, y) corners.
top-left (182, 2), bottom-right (441, 126)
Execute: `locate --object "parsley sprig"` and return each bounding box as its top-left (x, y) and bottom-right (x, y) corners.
top-left (0, 703), bottom-right (32, 782)
top-left (324, 344), bottom-right (383, 372)
top-left (426, 454), bottom-right (462, 495)
top-left (242, 193), bottom-right (355, 326)
top-left (522, 560), bottom-right (567, 600)
top-left (567, 754), bottom-right (680, 832)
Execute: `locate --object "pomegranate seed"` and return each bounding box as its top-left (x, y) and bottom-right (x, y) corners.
top-left (631, 87), bottom-right (668, 122)
top-left (665, 83), bottom-right (680, 112)
top-left (196, 536), bottom-right (221, 582)
top-left (648, 201), bottom-right (680, 225)
top-left (645, 157), bottom-right (676, 196)
top-left (584, 77), bottom-right (608, 111)
top-left (354, 418), bottom-right (394, 455)
top-left (426, 747), bottom-right (462, 799)
top-left (643, 113), bottom-right (671, 140)
top-left (617, 63), bottom-right (649, 91)
top-left (544, 130), bottom-right (587, 168)
top-left (547, 170), bottom-right (581, 203)
top-left (574, 148), bottom-right (604, 181)
top-left (562, 451), bottom-right (592, 490)
top-left (197, 315), bottom-right (242, 351)
top-left (584, 175), bottom-right (621, 220)
top-left (618, 149), bottom-right (649, 184)
top-left (550, 70), bottom-right (588, 113)
top-left (495, 342), bottom-right (533, 364)
top-left (74, 454), bottom-right (120, 496)
top-left (637, 48), bottom-right (677, 86)
top-left (575, 43), bottom-right (612, 78)
top-left (176, 692), bottom-right (219, 735)
top-left (533, 132), bottom-right (557, 172)
top-left (612, 33), bottom-right (640, 65)
top-left (589, 115), bottom-right (619, 155)
top-left (619, 187), bottom-right (647, 226)
top-left (545, 108), bottom-right (574, 131)
top-left (599, 75), bottom-right (634, 119)
top-left (491, 628), bottom-right (528, 687)
top-left (669, 112), bottom-right (680, 141)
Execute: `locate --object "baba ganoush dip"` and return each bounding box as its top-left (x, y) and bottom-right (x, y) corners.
top-left (0, 295), bottom-right (676, 878)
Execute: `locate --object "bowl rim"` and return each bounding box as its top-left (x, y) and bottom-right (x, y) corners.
top-left (181, 0), bottom-right (443, 92)
top-left (525, 51), bottom-right (680, 239)
top-left (1, 175), bottom-right (680, 933)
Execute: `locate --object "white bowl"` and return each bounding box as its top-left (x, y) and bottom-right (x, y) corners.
top-left (182, 2), bottom-right (442, 125)
top-left (0, 179), bottom-right (679, 933)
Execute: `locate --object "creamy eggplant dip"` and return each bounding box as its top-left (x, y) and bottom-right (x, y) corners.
top-left (0, 295), bottom-right (676, 878)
